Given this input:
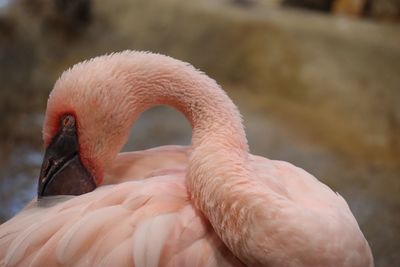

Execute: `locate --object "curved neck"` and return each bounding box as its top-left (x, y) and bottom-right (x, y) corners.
top-left (47, 52), bottom-right (249, 178)
top-left (123, 58), bottom-right (248, 154)
top-left (118, 53), bottom-right (263, 264)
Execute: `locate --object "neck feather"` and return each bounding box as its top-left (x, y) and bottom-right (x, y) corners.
top-left (123, 53), bottom-right (248, 152)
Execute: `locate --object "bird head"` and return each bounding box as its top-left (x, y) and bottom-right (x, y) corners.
top-left (38, 53), bottom-right (137, 197)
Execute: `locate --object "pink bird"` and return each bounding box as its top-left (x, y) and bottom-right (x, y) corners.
top-left (0, 51), bottom-right (373, 267)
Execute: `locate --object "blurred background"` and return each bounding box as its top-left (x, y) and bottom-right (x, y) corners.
top-left (0, 0), bottom-right (399, 265)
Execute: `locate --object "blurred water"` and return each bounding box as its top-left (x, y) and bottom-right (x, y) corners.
top-left (0, 146), bottom-right (41, 221)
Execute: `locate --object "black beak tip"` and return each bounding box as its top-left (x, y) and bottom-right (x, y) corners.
top-left (38, 154), bottom-right (96, 197)
top-left (38, 114), bottom-right (96, 198)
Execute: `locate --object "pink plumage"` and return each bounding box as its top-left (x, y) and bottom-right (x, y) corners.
top-left (0, 51), bottom-right (373, 267)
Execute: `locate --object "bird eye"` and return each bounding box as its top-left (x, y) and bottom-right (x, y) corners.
top-left (62, 115), bottom-right (76, 129)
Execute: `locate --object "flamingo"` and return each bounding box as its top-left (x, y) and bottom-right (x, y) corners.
top-left (0, 51), bottom-right (373, 267)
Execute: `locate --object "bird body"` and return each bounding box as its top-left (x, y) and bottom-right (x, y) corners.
top-left (0, 51), bottom-right (373, 267)
top-left (0, 146), bottom-right (243, 267)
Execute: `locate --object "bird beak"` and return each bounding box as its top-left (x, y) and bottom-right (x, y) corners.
top-left (38, 115), bottom-right (96, 198)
